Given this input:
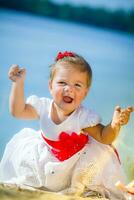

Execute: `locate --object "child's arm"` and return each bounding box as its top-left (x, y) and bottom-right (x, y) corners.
top-left (8, 64), bottom-right (39, 119)
top-left (83, 106), bottom-right (133, 144)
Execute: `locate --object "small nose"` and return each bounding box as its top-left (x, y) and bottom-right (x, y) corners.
top-left (64, 85), bottom-right (74, 93)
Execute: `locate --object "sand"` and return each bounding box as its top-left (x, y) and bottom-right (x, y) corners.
top-left (0, 184), bottom-right (108, 200)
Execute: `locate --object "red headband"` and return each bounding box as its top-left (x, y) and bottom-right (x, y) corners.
top-left (55, 51), bottom-right (75, 61)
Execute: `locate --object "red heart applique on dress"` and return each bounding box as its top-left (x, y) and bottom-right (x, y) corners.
top-left (42, 132), bottom-right (88, 161)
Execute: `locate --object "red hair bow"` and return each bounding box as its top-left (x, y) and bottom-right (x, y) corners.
top-left (55, 51), bottom-right (75, 61)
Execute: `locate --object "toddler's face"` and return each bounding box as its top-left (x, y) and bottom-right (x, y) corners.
top-left (49, 64), bottom-right (89, 115)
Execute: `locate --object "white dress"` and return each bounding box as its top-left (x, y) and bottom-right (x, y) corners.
top-left (0, 95), bottom-right (125, 194)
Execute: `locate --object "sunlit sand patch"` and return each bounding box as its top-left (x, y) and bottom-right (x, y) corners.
top-left (0, 183), bottom-right (110, 200)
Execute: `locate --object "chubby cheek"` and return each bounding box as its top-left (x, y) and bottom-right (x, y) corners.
top-left (76, 91), bottom-right (87, 104)
top-left (49, 82), bottom-right (58, 96)
top-left (50, 86), bottom-right (63, 100)
top-left (75, 96), bottom-right (83, 105)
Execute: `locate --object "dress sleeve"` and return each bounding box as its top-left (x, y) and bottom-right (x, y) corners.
top-left (26, 95), bottom-right (52, 117)
top-left (26, 95), bottom-right (42, 116)
top-left (79, 106), bottom-right (102, 129)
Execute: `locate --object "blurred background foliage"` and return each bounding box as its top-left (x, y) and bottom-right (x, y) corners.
top-left (0, 0), bottom-right (134, 34)
top-left (125, 159), bottom-right (134, 180)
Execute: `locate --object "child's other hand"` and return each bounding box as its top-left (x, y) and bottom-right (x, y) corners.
top-left (111, 106), bottom-right (133, 128)
top-left (8, 64), bottom-right (26, 82)
top-left (115, 180), bottom-right (134, 195)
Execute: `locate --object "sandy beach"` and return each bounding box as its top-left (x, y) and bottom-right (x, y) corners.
top-left (0, 184), bottom-right (108, 200)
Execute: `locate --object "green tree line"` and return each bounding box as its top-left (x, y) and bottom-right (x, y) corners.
top-left (0, 0), bottom-right (134, 34)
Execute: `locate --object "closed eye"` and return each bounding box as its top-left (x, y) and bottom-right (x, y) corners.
top-left (75, 83), bottom-right (82, 88)
top-left (58, 81), bottom-right (66, 85)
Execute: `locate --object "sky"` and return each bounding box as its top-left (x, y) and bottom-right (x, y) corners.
top-left (52, 0), bottom-right (134, 11)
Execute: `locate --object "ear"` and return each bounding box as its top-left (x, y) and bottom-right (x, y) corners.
top-left (48, 80), bottom-right (53, 94)
top-left (84, 87), bottom-right (89, 98)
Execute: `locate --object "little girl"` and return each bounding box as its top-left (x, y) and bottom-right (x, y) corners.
top-left (0, 51), bottom-right (133, 198)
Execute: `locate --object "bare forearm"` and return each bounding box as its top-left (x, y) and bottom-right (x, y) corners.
top-left (83, 123), bottom-right (120, 145)
top-left (84, 106), bottom-right (133, 145)
top-left (101, 123), bottom-right (120, 144)
top-left (9, 81), bottom-right (26, 117)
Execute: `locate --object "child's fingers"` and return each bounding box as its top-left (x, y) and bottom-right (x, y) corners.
top-left (112, 106), bottom-right (133, 127)
top-left (9, 64), bottom-right (19, 72)
top-left (8, 64), bottom-right (20, 77)
top-left (8, 64), bottom-right (26, 81)
top-left (117, 107), bottom-right (133, 117)
top-left (121, 107), bottom-right (133, 113)
top-left (127, 106), bottom-right (133, 113)
top-left (9, 65), bottom-right (25, 76)
top-left (120, 107), bottom-right (133, 120)
top-left (115, 106), bottom-right (121, 113)
top-left (119, 118), bottom-right (128, 125)
top-left (116, 181), bottom-right (134, 195)
top-left (119, 114), bottom-right (128, 125)
top-left (119, 107), bottom-right (133, 125)
top-left (115, 181), bottom-right (127, 192)
top-left (17, 68), bottom-right (26, 76)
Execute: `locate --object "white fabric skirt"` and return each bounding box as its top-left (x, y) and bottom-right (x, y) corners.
top-left (0, 128), bottom-right (125, 193)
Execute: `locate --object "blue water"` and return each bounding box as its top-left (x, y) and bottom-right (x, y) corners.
top-left (0, 8), bottom-right (134, 166)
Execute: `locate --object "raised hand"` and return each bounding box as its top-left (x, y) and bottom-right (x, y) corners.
top-left (111, 106), bottom-right (133, 129)
top-left (8, 64), bottom-right (26, 82)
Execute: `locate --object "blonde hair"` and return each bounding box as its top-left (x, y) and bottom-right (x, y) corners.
top-left (49, 53), bottom-right (92, 87)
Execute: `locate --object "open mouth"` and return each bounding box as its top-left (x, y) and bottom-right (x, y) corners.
top-left (63, 96), bottom-right (73, 103)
